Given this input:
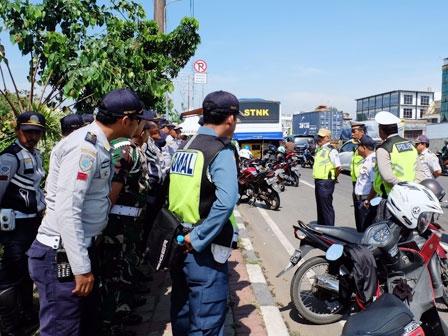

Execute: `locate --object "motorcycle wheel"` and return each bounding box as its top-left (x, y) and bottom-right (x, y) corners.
top-left (290, 256), bottom-right (347, 324)
top-left (264, 189), bottom-right (280, 210)
top-left (293, 174), bottom-right (299, 187)
top-left (301, 161), bottom-right (306, 168)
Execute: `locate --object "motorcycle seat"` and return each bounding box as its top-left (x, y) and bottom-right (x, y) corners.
top-left (342, 293), bottom-right (414, 336)
top-left (308, 224), bottom-right (364, 244)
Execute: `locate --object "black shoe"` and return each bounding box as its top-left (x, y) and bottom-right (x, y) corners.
top-left (103, 325), bottom-right (136, 336)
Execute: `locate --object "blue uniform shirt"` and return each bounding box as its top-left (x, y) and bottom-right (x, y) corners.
top-left (189, 127), bottom-right (238, 252)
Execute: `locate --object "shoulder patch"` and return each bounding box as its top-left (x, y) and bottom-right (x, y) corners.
top-left (79, 153), bottom-right (95, 172)
top-left (0, 165), bottom-right (10, 180)
top-left (85, 132), bottom-right (97, 145)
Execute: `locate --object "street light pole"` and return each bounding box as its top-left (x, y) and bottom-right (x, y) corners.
top-left (154, 0), bottom-right (166, 33)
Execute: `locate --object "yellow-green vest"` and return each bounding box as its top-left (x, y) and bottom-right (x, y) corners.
top-left (351, 150), bottom-right (363, 182)
top-left (168, 134), bottom-right (238, 247)
top-left (313, 145), bottom-right (336, 180)
top-left (373, 135), bottom-right (417, 196)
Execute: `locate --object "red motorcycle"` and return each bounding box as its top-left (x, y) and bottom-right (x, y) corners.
top-left (238, 166), bottom-right (281, 210)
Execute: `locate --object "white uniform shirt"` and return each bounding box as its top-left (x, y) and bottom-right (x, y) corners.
top-left (415, 148), bottom-right (441, 183)
top-left (38, 122), bottom-right (112, 275)
top-left (355, 152), bottom-right (376, 196)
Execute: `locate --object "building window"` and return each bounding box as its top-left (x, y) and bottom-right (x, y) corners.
top-left (420, 109), bottom-right (425, 118)
top-left (375, 96), bottom-right (382, 109)
top-left (421, 96), bottom-right (429, 106)
top-left (403, 108), bottom-right (413, 119)
top-left (383, 94), bottom-right (390, 107)
top-left (404, 94), bottom-right (413, 105)
top-left (390, 92), bottom-right (399, 105)
top-left (357, 100), bottom-right (362, 112)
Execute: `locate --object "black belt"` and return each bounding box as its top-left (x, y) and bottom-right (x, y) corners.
top-left (354, 195), bottom-right (369, 201)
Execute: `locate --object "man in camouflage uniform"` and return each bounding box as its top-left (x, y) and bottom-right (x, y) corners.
top-left (99, 133), bottom-right (149, 335)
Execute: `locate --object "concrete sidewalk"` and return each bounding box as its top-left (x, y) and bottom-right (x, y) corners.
top-left (130, 247), bottom-right (268, 336)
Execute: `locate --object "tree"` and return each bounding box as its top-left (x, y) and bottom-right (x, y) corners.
top-left (0, 0), bottom-right (200, 114)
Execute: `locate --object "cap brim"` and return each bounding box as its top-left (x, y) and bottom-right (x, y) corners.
top-left (20, 124), bottom-right (45, 131)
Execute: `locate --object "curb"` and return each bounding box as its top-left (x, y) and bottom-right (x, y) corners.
top-left (233, 208), bottom-right (290, 336)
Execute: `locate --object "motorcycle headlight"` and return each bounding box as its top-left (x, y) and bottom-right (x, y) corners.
top-left (417, 212), bottom-right (432, 233)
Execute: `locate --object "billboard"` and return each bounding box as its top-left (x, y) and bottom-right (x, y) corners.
top-left (239, 101), bottom-right (280, 124)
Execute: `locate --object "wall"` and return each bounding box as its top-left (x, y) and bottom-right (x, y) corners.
top-left (426, 123), bottom-right (448, 152)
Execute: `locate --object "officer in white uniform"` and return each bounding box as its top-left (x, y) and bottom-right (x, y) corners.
top-left (354, 135), bottom-right (377, 232)
top-left (0, 111), bottom-right (46, 334)
top-left (414, 134), bottom-right (441, 183)
top-left (27, 88), bottom-right (144, 336)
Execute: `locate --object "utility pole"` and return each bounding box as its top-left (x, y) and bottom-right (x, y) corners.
top-left (154, 0), bottom-right (166, 33)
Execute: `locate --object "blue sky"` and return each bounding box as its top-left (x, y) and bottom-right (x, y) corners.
top-left (2, 0), bottom-right (447, 117)
top-left (158, 0), bottom-right (448, 116)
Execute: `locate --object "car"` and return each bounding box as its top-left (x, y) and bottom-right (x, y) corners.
top-left (338, 140), bottom-right (357, 172)
top-left (284, 135), bottom-right (315, 154)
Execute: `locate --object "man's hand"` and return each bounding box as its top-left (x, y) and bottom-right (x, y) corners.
top-left (72, 272), bottom-right (95, 297)
top-left (183, 234), bottom-right (194, 253)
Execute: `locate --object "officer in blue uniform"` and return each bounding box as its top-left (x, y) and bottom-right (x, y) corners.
top-left (27, 88), bottom-right (144, 336)
top-left (60, 114), bottom-right (94, 137)
top-left (169, 91), bottom-right (240, 336)
top-left (0, 111), bottom-right (46, 335)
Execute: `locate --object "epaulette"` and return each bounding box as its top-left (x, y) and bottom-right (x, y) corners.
top-left (85, 132), bottom-right (97, 145)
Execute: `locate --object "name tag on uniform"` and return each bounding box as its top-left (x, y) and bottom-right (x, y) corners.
top-left (171, 151), bottom-right (197, 176)
top-left (395, 142), bottom-right (413, 152)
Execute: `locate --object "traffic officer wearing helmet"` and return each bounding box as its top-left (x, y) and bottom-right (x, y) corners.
top-left (169, 90), bottom-right (239, 336)
top-left (27, 88), bottom-right (144, 336)
top-left (354, 135), bottom-right (377, 232)
top-left (373, 111), bottom-right (417, 198)
top-left (313, 128), bottom-right (341, 226)
top-left (350, 122), bottom-right (366, 227)
top-left (0, 111), bottom-right (46, 335)
top-left (414, 135), bottom-right (441, 183)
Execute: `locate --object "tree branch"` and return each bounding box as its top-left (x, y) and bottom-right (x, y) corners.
top-left (38, 69), bottom-right (53, 105)
top-left (65, 92), bottom-right (95, 108)
top-left (3, 59), bottom-right (24, 112)
top-left (0, 88), bottom-right (20, 116)
top-left (29, 53), bottom-right (40, 108)
top-left (0, 65), bottom-right (8, 91)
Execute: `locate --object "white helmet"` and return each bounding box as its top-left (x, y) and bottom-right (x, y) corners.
top-left (277, 145), bottom-right (286, 154)
top-left (239, 148), bottom-right (253, 160)
top-left (386, 182), bottom-right (443, 232)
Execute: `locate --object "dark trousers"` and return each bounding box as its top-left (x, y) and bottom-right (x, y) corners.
top-left (27, 240), bottom-right (100, 336)
top-left (0, 218), bottom-right (40, 333)
top-left (171, 248), bottom-right (228, 336)
top-left (352, 183), bottom-right (361, 230)
top-left (315, 179), bottom-right (336, 226)
top-left (354, 200), bottom-right (376, 232)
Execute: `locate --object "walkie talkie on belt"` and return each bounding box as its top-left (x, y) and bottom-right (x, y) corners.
top-left (56, 248), bottom-right (74, 282)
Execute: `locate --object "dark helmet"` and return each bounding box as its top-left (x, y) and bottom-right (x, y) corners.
top-left (419, 179), bottom-right (446, 201)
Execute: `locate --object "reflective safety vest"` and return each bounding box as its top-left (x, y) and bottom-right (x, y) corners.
top-left (168, 133), bottom-right (238, 248)
top-left (313, 145), bottom-right (336, 180)
top-left (373, 135), bottom-right (417, 197)
top-left (351, 150), bottom-right (363, 182)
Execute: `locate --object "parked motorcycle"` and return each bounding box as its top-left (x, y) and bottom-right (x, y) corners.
top-left (277, 182), bottom-right (447, 325)
top-left (238, 166), bottom-right (281, 210)
top-left (436, 152), bottom-right (448, 176)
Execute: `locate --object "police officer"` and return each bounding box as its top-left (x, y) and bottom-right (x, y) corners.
top-left (354, 135), bottom-right (377, 232)
top-left (414, 135), bottom-right (441, 183)
top-left (313, 128), bottom-right (341, 226)
top-left (169, 90), bottom-right (239, 336)
top-left (0, 111), bottom-right (46, 335)
top-left (373, 111), bottom-right (417, 198)
top-left (350, 122), bottom-right (366, 227)
top-left (27, 88), bottom-right (143, 336)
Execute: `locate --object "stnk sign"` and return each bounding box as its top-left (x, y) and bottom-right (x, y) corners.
top-left (239, 101), bottom-right (280, 124)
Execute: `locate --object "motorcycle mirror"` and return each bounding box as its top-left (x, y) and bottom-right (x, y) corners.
top-left (370, 197), bottom-right (382, 207)
top-left (326, 244), bottom-right (344, 261)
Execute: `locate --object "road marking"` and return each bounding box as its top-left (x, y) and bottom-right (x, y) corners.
top-left (260, 306), bottom-right (290, 336)
top-left (246, 264), bottom-right (267, 284)
top-left (257, 207), bottom-right (295, 255)
top-left (300, 178), bottom-right (315, 189)
top-left (240, 237), bottom-right (254, 251)
top-left (235, 208), bottom-right (290, 336)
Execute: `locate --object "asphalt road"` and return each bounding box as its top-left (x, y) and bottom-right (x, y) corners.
top-left (238, 169), bottom-right (448, 336)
